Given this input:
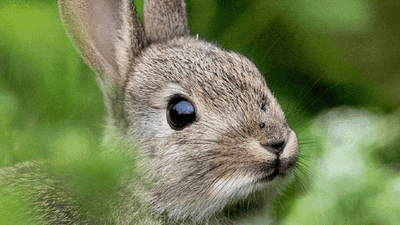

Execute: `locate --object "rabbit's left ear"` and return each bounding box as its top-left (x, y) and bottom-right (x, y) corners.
top-left (58, 0), bottom-right (145, 85)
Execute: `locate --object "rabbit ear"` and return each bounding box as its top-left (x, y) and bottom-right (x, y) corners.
top-left (58, 0), bottom-right (145, 86)
top-left (144, 0), bottom-right (190, 43)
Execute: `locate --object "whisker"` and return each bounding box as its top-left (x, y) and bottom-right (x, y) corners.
top-left (292, 77), bottom-right (348, 133)
top-left (286, 72), bottom-right (327, 123)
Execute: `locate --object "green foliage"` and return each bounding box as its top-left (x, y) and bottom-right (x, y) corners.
top-left (1, 0), bottom-right (399, 224)
top-left (283, 108), bottom-right (400, 224)
top-left (0, 186), bottom-right (36, 225)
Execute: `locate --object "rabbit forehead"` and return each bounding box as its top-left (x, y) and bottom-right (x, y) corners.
top-left (128, 37), bottom-right (284, 120)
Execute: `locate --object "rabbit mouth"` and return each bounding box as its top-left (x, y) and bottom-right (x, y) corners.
top-left (260, 169), bottom-right (280, 182)
top-left (258, 157), bottom-right (297, 182)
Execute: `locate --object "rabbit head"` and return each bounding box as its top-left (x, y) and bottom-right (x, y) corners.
top-left (59, 0), bottom-right (299, 223)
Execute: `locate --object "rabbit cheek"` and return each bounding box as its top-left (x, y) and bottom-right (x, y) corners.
top-left (213, 140), bottom-right (276, 185)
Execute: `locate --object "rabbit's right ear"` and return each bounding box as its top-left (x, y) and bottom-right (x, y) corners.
top-left (144, 0), bottom-right (190, 43)
top-left (58, 0), bottom-right (145, 86)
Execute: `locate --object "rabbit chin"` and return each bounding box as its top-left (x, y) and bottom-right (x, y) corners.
top-left (158, 170), bottom-right (295, 223)
top-left (209, 171), bottom-right (295, 211)
top-left (211, 170), bottom-right (295, 200)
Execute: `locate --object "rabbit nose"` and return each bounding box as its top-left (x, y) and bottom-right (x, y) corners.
top-left (261, 141), bottom-right (286, 155)
top-left (257, 121), bottom-right (288, 155)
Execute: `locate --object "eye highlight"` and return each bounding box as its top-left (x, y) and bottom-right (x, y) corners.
top-left (167, 96), bottom-right (196, 130)
top-left (174, 101), bottom-right (194, 114)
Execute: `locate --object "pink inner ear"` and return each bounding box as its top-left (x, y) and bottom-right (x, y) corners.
top-left (92, 1), bottom-right (119, 74)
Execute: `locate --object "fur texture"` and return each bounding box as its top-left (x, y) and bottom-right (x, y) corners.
top-left (0, 0), bottom-right (299, 224)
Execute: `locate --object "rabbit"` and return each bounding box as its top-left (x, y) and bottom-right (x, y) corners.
top-left (0, 0), bottom-right (299, 224)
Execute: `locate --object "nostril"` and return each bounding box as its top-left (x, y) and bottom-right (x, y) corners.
top-left (261, 141), bottom-right (286, 155)
top-left (271, 141), bottom-right (285, 152)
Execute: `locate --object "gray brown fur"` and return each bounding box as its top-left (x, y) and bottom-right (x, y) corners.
top-left (1, 0), bottom-right (299, 224)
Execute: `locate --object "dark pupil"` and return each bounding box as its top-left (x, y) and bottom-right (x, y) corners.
top-left (167, 98), bottom-right (196, 130)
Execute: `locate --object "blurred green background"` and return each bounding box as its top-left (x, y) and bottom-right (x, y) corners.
top-left (1, 0), bottom-right (400, 224)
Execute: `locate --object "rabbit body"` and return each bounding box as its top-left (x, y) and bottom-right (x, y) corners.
top-left (0, 0), bottom-right (299, 224)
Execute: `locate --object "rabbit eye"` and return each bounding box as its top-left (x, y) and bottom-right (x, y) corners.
top-left (167, 97), bottom-right (196, 130)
